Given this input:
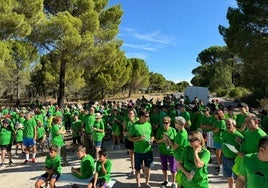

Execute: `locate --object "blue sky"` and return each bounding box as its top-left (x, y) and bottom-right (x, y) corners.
top-left (108, 0), bottom-right (237, 83)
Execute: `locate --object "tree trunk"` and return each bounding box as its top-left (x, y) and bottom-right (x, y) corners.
top-left (128, 85), bottom-right (132, 97)
top-left (57, 60), bottom-right (66, 108)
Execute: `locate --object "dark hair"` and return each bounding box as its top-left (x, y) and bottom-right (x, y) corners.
top-left (139, 110), bottom-right (149, 117)
top-left (258, 136), bottom-right (268, 149)
top-left (49, 145), bottom-right (59, 152)
top-left (98, 148), bottom-right (108, 157)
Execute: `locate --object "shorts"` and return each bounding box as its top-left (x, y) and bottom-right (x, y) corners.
top-left (222, 155), bottom-right (237, 179)
top-left (89, 178), bottom-right (106, 187)
top-left (134, 151), bottom-right (154, 170)
top-left (0, 144), bottom-right (12, 152)
top-left (160, 154), bottom-right (177, 173)
top-left (23, 137), bottom-right (36, 147)
top-left (124, 138), bottom-right (134, 150)
top-left (94, 141), bottom-right (102, 148)
top-left (214, 142), bottom-right (222, 149)
top-left (38, 172), bottom-right (60, 181)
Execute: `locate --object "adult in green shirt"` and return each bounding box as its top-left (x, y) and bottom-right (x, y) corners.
top-left (237, 113), bottom-right (267, 155)
top-left (71, 145), bottom-right (94, 179)
top-left (221, 118), bottom-right (243, 188)
top-left (129, 110), bottom-right (154, 188)
top-left (92, 112), bottom-right (105, 161)
top-left (35, 145), bottom-right (62, 188)
top-left (82, 107), bottom-right (95, 155)
top-left (178, 131), bottom-right (211, 188)
top-left (236, 102), bottom-right (249, 132)
top-left (122, 108), bottom-right (139, 176)
top-left (236, 136), bottom-right (268, 188)
top-left (155, 116), bottom-right (177, 188)
top-left (88, 149), bottom-right (112, 188)
top-left (212, 110), bottom-right (226, 172)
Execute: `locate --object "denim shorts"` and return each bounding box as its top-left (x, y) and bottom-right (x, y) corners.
top-left (39, 172), bottom-right (60, 181)
top-left (214, 142), bottom-right (222, 149)
top-left (222, 155), bottom-right (237, 178)
top-left (134, 151), bottom-right (154, 170)
top-left (94, 141), bottom-right (102, 148)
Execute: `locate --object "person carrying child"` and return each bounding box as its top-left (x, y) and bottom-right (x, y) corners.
top-left (35, 145), bottom-right (62, 188)
top-left (0, 118), bottom-right (14, 166)
top-left (87, 149), bottom-right (112, 188)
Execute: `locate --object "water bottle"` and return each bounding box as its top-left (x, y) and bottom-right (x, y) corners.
top-left (187, 170), bottom-right (195, 181)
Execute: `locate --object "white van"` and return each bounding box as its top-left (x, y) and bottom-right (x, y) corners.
top-left (184, 86), bottom-right (210, 104)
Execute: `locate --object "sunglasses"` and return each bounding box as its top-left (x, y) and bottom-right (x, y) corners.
top-left (188, 138), bottom-right (199, 142)
top-left (163, 122), bottom-right (169, 124)
top-left (142, 115), bottom-right (149, 117)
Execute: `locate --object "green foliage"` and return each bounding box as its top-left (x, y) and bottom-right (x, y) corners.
top-left (191, 46), bottom-right (241, 91)
top-left (176, 81), bottom-right (190, 92)
top-left (149, 72), bottom-right (166, 92)
top-left (216, 88), bottom-right (228, 97)
top-left (219, 0), bottom-right (268, 98)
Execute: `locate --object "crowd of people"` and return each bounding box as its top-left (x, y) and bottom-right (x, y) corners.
top-left (0, 94), bottom-right (268, 188)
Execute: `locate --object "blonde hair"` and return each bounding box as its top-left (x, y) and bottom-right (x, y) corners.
top-left (189, 131), bottom-right (206, 147)
top-left (162, 116), bottom-right (171, 123)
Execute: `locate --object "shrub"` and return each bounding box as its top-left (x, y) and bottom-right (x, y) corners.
top-left (216, 89), bottom-right (228, 97)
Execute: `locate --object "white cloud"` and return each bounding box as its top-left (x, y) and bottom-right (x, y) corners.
top-left (123, 43), bottom-right (156, 51)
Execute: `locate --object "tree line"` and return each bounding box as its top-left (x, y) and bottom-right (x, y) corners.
top-left (0, 0), bottom-right (267, 107)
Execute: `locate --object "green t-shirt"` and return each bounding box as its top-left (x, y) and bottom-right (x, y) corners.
top-left (96, 159), bottom-right (112, 182)
top-left (23, 118), bottom-right (37, 138)
top-left (213, 119), bottom-right (226, 144)
top-left (71, 119), bottom-right (82, 137)
top-left (16, 128), bottom-right (24, 142)
top-left (93, 120), bottom-right (105, 142)
top-left (0, 125), bottom-right (13, 145)
top-left (156, 126), bottom-right (177, 156)
top-left (73, 154), bottom-right (94, 179)
top-left (37, 126), bottom-right (45, 139)
top-left (180, 146), bottom-right (211, 188)
top-left (51, 124), bottom-right (65, 147)
top-left (200, 115), bottom-right (213, 132)
top-left (240, 128), bottom-right (267, 154)
top-left (236, 113), bottom-right (248, 129)
top-left (45, 155), bottom-right (62, 174)
top-left (83, 114), bottom-right (95, 134)
top-left (239, 153), bottom-right (268, 188)
top-left (173, 129), bottom-right (189, 161)
top-left (222, 130), bottom-right (243, 158)
top-left (129, 121), bottom-right (152, 153)
top-left (180, 111), bottom-right (191, 126)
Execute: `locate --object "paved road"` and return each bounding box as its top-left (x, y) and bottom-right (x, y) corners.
top-left (0, 136), bottom-right (229, 188)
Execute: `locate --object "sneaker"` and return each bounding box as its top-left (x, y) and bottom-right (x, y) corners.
top-left (161, 180), bottom-right (168, 188)
top-left (128, 170), bottom-right (135, 176)
top-left (8, 161), bottom-right (13, 166)
top-left (31, 158), bottom-right (36, 163)
top-left (24, 160), bottom-right (29, 164)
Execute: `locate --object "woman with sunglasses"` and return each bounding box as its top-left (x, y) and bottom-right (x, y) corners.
top-left (155, 116), bottom-right (177, 188)
top-left (178, 131), bottom-right (210, 188)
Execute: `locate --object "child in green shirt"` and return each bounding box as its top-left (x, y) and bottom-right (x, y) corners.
top-left (0, 119), bottom-right (14, 166)
top-left (35, 145), bottom-right (62, 188)
top-left (88, 149), bottom-right (112, 188)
